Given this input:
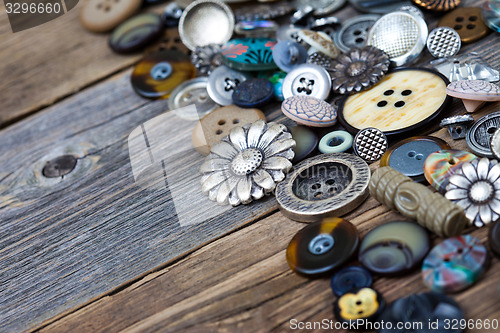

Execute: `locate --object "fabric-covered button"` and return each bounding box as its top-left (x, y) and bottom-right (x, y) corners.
top-left (282, 64), bottom-right (332, 100)
top-left (378, 292), bottom-right (465, 333)
top-left (319, 131), bottom-right (353, 154)
top-left (80, 0), bottom-right (141, 33)
top-left (178, 0), bottom-right (234, 51)
top-left (466, 111), bottom-right (500, 157)
top-left (489, 219), bottom-right (500, 258)
top-left (380, 136), bottom-right (450, 182)
top-left (207, 65), bottom-right (250, 106)
top-left (330, 266), bottom-right (373, 297)
top-left (289, 126), bottom-right (318, 163)
top-left (334, 15), bottom-right (379, 53)
top-left (334, 287), bottom-right (385, 328)
top-left (109, 13), bottom-right (163, 54)
top-left (281, 96), bottom-right (337, 127)
top-left (446, 80), bottom-right (500, 113)
top-left (422, 235), bottom-right (490, 293)
top-left (424, 149), bottom-right (477, 193)
top-left (359, 221), bottom-right (430, 275)
top-left (221, 38), bottom-right (277, 72)
top-left (439, 7), bottom-right (489, 44)
top-left (168, 77), bottom-right (217, 121)
top-left (413, 0), bottom-right (461, 12)
top-left (339, 69), bottom-right (450, 136)
top-left (232, 78), bottom-right (274, 108)
top-left (272, 41), bottom-right (308, 73)
top-left (426, 27), bottom-right (461, 58)
top-left (192, 105), bottom-right (266, 156)
top-left (286, 218), bottom-right (360, 276)
top-left (131, 50), bottom-right (195, 99)
top-left (353, 128), bottom-right (388, 162)
top-left (276, 153), bottom-right (370, 222)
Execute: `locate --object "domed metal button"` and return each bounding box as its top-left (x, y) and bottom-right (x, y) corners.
top-left (207, 65), bottom-right (250, 106)
top-left (426, 27), bottom-right (461, 58)
top-left (168, 77), bottom-right (217, 121)
top-left (282, 64), bottom-right (332, 100)
top-left (334, 15), bottom-right (379, 53)
top-left (330, 266), bottom-right (372, 297)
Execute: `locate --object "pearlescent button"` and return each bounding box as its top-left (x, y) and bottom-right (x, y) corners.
top-left (281, 96), bottom-right (337, 127)
top-left (282, 64), bottom-right (332, 100)
top-left (331, 266), bottom-right (373, 297)
top-left (207, 65), bottom-right (250, 106)
top-left (422, 235), bottom-right (490, 293)
top-left (272, 41), bottom-right (308, 73)
top-left (232, 78), bottom-right (274, 108)
top-left (109, 13), bottom-right (163, 54)
top-left (319, 131), bottom-right (353, 154)
top-left (289, 126), bottom-right (318, 163)
top-left (168, 77), bottom-right (217, 121)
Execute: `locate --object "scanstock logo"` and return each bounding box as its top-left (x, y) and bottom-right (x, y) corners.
top-left (4, 0), bottom-right (79, 32)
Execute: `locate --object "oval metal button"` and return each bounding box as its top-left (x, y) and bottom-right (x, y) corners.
top-left (282, 64), bottom-right (332, 100)
top-left (207, 65), bottom-right (250, 106)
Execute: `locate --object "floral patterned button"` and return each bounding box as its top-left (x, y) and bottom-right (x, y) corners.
top-left (221, 38), bottom-right (278, 71)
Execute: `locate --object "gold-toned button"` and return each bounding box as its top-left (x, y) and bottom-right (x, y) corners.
top-left (439, 7), bottom-right (489, 43)
top-left (412, 0), bottom-right (460, 12)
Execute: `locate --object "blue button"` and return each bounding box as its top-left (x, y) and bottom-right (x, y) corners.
top-left (232, 78), bottom-right (274, 108)
top-left (272, 41), bottom-right (308, 73)
top-left (331, 266), bottom-right (373, 297)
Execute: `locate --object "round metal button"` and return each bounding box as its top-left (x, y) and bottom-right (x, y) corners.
top-left (276, 153), bottom-right (370, 222)
top-left (380, 136), bottom-right (450, 182)
top-left (109, 13), bottom-right (163, 54)
top-left (422, 235), bottom-right (490, 293)
top-left (232, 78), bottom-right (274, 108)
top-left (330, 266), bottom-right (372, 297)
top-left (426, 27), bottom-right (461, 58)
top-left (319, 131), bottom-right (353, 154)
top-left (286, 218), bottom-right (360, 276)
top-left (466, 111), bottom-right (500, 157)
top-left (168, 77), bottom-right (217, 120)
top-left (348, 0), bottom-right (412, 14)
top-left (439, 7), bottom-right (489, 43)
top-left (281, 96), bottom-right (337, 127)
top-left (353, 128), bottom-right (388, 162)
top-left (207, 65), bottom-right (250, 106)
top-left (334, 15), bottom-right (379, 53)
top-left (367, 11), bottom-right (428, 66)
top-left (282, 64), bottom-right (332, 100)
top-left (179, 0), bottom-right (234, 51)
top-left (272, 41), bottom-right (308, 73)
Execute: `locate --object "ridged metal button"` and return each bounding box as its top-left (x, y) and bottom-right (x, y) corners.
top-left (353, 128), bottom-right (388, 162)
top-left (282, 64), bottom-right (332, 100)
top-left (427, 27), bottom-right (461, 58)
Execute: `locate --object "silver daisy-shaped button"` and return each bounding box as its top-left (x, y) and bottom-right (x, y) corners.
top-left (445, 157), bottom-right (500, 227)
top-left (200, 120), bottom-right (296, 206)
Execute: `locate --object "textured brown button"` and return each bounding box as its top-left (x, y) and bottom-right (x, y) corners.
top-left (80, 0), bottom-right (141, 33)
top-left (439, 7), bottom-right (489, 43)
top-left (192, 106), bottom-right (266, 155)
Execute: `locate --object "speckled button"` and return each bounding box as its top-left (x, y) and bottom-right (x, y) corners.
top-left (281, 96), bottom-right (337, 127)
top-left (359, 221), bottom-right (430, 275)
top-left (297, 29), bottom-right (340, 59)
top-left (353, 128), bottom-right (388, 162)
top-left (422, 235), bottom-right (490, 293)
top-left (207, 65), bottom-right (250, 106)
top-left (319, 131), bottom-right (353, 154)
top-left (424, 150), bottom-right (477, 193)
top-left (380, 136), bottom-right (450, 182)
top-left (334, 287), bottom-right (385, 328)
top-left (221, 38), bottom-right (277, 72)
top-left (109, 13), bottom-right (163, 54)
top-left (232, 78), bottom-right (274, 108)
top-left (192, 105), bottom-right (266, 155)
top-left (80, 0), bottom-right (141, 32)
top-left (331, 266), bottom-right (373, 297)
top-left (272, 41), bottom-right (308, 73)
top-left (446, 80), bottom-right (500, 113)
top-left (131, 50), bottom-right (196, 99)
top-left (168, 77), bottom-right (217, 120)
top-left (286, 218), bottom-right (360, 277)
top-left (334, 15), bottom-right (379, 53)
top-left (439, 7), bottom-right (489, 43)
top-left (282, 64), bottom-right (332, 100)
top-left (490, 219), bottom-right (500, 258)
top-left (339, 69), bottom-right (450, 136)
top-left (289, 126), bottom-right (318, 163)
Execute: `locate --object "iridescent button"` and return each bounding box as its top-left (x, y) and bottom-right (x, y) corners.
top-left (359, 221), bottom-right (430, 275)
top-left (334, 15), bottom-right (379, 53)
top-left (109, 13), bottom-right (163, 54)
top-left (439, 7), bottom-right (489, 43)
top-left (272, 41), bottom-right (308, 73)
top-left (286, 218), bottom-right (360, 276)
top-left (334, 287), bottom-right (385, 328)
top-left (168, 77), bottom-right (217, 120)
top-left (422, 235), bottom-right (490, 293)
top-left (281, 96), bottom-right (337, 127)
top-left (289, 126), bottom-right (318, 163)
top-left (380, 136), bottom-right (450, 182)
top-left (319, 131), bottom-right (353, 154)
top-left (221, 38), bottom-right (277, 71)
top-left (426, 27), bottom-right (461, 58)
top-left (207, 65), bottom-right (250, 106)
top-left (330, 266), bottom-right (372, 297)
top-left (232, 78), bottom-right (274, 108)
top-left (282, 64), bottom-right (332, 100)
top-left (131, 50), bottom-right (195, 99)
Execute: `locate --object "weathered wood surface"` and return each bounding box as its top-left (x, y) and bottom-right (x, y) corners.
top-left (0, 0), bottom-right (498, 332)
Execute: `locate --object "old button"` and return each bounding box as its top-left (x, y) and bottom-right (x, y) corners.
top-left (286, 218), bottom-right (360, 276)
top-left (234, 2), bottom-right (293, 22)
top-left (80, 0), bottom-right (141, 33)
top-left (319, 131), bottom-right (353, 154)
top-left (334, 288), bottom-right (385, 328)
top-left (168, 77), bottom-right (217, 121)
top-left (466, 111), bottom-right (500, 157)
top-left (207, 65), bottom-right (250, 106)
top-left (353, 128), bottom-right (388, 162)
top-left (109, 13), bottom-right (163, 54)
top-left (178, 0), bottom-right (234, 51)
top-left (339, 69), bottom-right (450, 136)
top-left (380, 136), bottom-right (450, 182)
top-left (422, 235), bottom-right (490, 293)
top-left (330, 266), bottom-right (372, 297)
top-left (131, 50), bottom-right (195, 99)
top-left (295, 0), bottom-right (346, 16)
top-left (440, 114), bottom-right (474, 140)
top-left (281, 96), bottom-right (337, 127)
top-left (289, 126), bottom-right (318, 164)
top-left (282, 64), bottom-right (332, 100)
top-left (297, 29), bottom-right (340, 59)
top-left (446, 80), bottom-right (500, 113)
top-left (426, 27), bottom-right (461, 58)
top-left (232, 78), bottom-right (274, 108)
top-left (348, 0), bottom-right (411, 14)
top-left (221, 38), bottom-right (277, 72)
top-left (272, 41), bottom-right (308, 73)
top-left (489, 219), bottom-right (500, 258)
top-left (413, 0), bottom-right (460, 12)
top-left (234, 20), bottom-right (279, 37)
top-left (367, 12), bottom-right (428, 66)
top-left (192, 105), bottom-right (266, 155)
top-left (276, 153), bottom-right (370, 222)
top-left (334, 15), bottom-right (379, 53)
top-left (359, 221), bottom-right (430, 275)
top-left (424, 149), bottom-right (477, 193)
top-left (439, 7), bottom-right (489, 43)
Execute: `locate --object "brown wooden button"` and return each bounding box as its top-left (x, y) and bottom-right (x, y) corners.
top-left (439, 7), bottom-right (489, 43)
top-left (80, 0), bottom-right (142, 33)
top-left (192, 106), bottom-right (266, 155)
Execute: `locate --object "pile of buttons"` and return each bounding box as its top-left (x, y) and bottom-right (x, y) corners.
top-left (78, 0), bottom-right (499, 329)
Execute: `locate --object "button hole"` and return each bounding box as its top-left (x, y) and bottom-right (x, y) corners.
top-left (454, 24), bottom-right (463, 30)
top-left (469, 16), bottom-right (478, 21)
top-left (218, 120), bottom-right (226, 125)
top-left (232, 119), bottom-right (239, 124)
top-left (401, 89), bottom-right (412, 96)
top-left (394, 101), bottom-right (405, 108)
top-left (216, 130), bottom-right (223, 135)
top-left (383, 89), bottom-right (394, 96)
top-left (377, 101), bottom-right (387, 107)
top-left (466, 24), bottom-right (476, 30)
top-left (455, 17), bottom-right (464, 22)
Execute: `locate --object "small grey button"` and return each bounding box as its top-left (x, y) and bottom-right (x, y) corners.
top-left (207, 65), bottom-right (250, 106)
top-left (334, 15), bottom-right (379, 53)
top-left (282, 64), bottom-right (332, 100)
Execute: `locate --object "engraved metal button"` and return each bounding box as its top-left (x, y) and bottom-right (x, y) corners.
top-left (334, 15), bottom-right (379, 53)
top-left (440, 114), bottom-right (474, 140)
top-left (282, 64), bottom-right (332, 100)
top-left (466, 111), bottom-right (500, 157)
top-left (353, 128), bottom-right (388, 162)
top-left (276, 153), bottom-right (370, 222)
top-left (426, 27), bottom-right (461, 58)
top-left (207, 65), bottom-right (250, 106)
